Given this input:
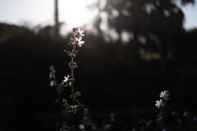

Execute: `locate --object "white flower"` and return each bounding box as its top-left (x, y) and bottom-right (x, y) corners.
top-left (78, 124), bottom-right (85, 130)
top-left (160, 90), bottom-right (170, 100)
top-left (75, 37), bottom-right (85, 47)
top-left (77, 28), bottom-right (85, 37)
top-left (72, 28), bottom-right (85, 47)
top-left (73, 27), bottom-right (85, 37)
top-left (63, 75), bottom-right (70, 83)
top-left (155, 99), bottom-right (164, 109)
top-left (50, 80), bottom-right (56, 87)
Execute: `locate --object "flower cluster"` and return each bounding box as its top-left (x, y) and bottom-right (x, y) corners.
top-left (71, 28), bottom-right (85, 47)
top-left (49, 28), bottom-right (85, 114)
top-left (160, 90), bottom-right (170, 100)
top-left (155, 90), bottom-right (170, 109)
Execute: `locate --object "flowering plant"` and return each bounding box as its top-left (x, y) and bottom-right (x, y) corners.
top-left (49, 28), bottom-right (85, 130)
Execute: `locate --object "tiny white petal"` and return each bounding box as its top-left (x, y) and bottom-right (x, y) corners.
top-left (155, 99), bottom-right (163, 108)
top-left (63, 75), bottom-right (70, 83)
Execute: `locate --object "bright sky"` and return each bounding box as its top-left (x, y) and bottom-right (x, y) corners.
top-left (0, 0), bottom-right (98, 32)
top-left (181, 3), bottom-right (197, 30)
top-left (0, 0), bottom-right (196, 31)
top-left (0, 0), bottom-right (54, 25)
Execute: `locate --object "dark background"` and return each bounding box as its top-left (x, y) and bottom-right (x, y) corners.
top-left (0, 0), bottom-right (197, 130)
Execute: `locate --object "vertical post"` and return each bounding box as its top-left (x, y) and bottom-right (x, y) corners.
top-left (54, 0), bottom-right (60, 39)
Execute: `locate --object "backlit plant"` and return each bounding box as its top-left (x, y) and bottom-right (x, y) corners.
top-left (49, 28), bottom-right (85, 130)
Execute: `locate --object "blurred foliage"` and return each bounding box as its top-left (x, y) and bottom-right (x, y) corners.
top-left (89, 0), bottom-right (194, 73)
top-left (92, 0), bottom-right (188, 71)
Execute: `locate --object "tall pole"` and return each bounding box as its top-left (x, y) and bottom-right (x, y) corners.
top-left (54, 0), bottom-right (60, 39)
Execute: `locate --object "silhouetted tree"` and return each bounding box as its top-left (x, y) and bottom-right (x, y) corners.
top-left (93, 0), bottom-right (194, 71)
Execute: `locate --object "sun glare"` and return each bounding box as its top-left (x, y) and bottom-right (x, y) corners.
top-left (59, 0), bottom-right (98, 28)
